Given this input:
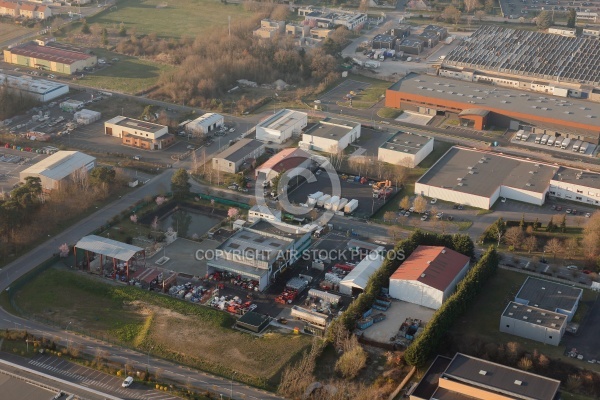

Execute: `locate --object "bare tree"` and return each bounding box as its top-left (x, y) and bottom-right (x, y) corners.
top-left (523, 236), bottom-right (538, 253)
top-left (464, 0), bottom-right (482, 13)
top-left (583, 212), bottom-right (600, 259)
top-left (71, 167), bottom-right (90, 191)
top-left (504, 227), bottom-right (525, 250)
top-left (564, 237), bottom-right (579, 259)
top-left (384, 211), bottom-right (396, 222)
top-left (413, 195), bottom-right (427, 214)
top-left (388, 225), bottom-right (403, 240)
top-left (399, 196), bottom-right (411, 210)
top-left (544, 238), bottom-right (564, 260)
top-left (443, 5), bottom-right (463, 24)
top-left (475, 10), bottom-right (486, 20)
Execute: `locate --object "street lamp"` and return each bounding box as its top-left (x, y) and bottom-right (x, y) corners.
top-left (230, 371), bottom-right (236, 399)
top-left (147, 346), bottom-right (154, 368)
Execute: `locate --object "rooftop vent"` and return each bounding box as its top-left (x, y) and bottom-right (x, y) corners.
top-left (421, 273), bottom-right (427, 277)
top-left (513, 305), bottom-right (518, 309)
top-left (523, 316), bottom-right (528, 320)
top-left (541, 312), bottom-right (546, 316)
top-left (526, 183), bottom-right (532, 187)
top-left (536, 320), bottom-right (542, 323)
top-left (527, 309), bottom-right (532, 313)
top-left (479, 370), bottom-right (488, 375)
top-left (508, 312), bottom-right (514, 316)
top-left (441, 249), bottom-right (446, 254)
top-left (551, 323), bottom-right (557, 328)
top-left (555, 316), bottom-right (560, 320)
top-left (558, 291), bottom-right (562, 294)
top-left (514, 380), bottom-right (523, 386)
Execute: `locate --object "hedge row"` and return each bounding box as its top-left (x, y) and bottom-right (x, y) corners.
top-left (331, 231), bottom-right (475, 336)
top-left (404, 246), bottom-right (499, 367)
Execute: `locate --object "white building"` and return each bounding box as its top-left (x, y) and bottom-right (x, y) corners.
top-left (514, 277), bottom-right (582, 322)
top-left (548, 167), bottom-right (600, 206)
top-left (60, 99), bottom-right (84, 112)
top-left (339, 249), bottom-right (385, 296)
top-left (378, 131), bottom-right (433, 167)
top-left (20, 150), bottom-right (95, 191)
top-left (212, 138), bottom-right (265, 174)
top-left (0, 73), bottom-right (68, 102)
top-left (73, 109), bottom-right (101, 125)
top-left (255, 109), bottom-right (307, 144)
top-left (255, 147), bottom-right (314, 183)
top-left (300, 118), bottom-right (361, 153)
top-left (500, 302), bottom-right (567, 346)
top-left (104, 116), bottom-right (173, 150)
top-left (583, 26), bottom-right (600, 37)
top-left (248, 205), bottom-right (282, 223)
top-left (389, 246), bottom-right (470, 310)
top-left (299, 6), bottom-right (367, 30)
top-left (548, 27), bottom-right (576, 37)
top-left (415, 146), bottom-right (556, 209)
top-left (186, 113), bottom-right (224, 135)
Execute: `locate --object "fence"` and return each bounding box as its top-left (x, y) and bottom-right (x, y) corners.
top-left (194, 192), bottom-right (251, 210)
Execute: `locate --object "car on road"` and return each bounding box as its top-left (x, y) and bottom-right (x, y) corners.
top-left (566, 209), bottom-right (572, 214)
top-left (430, 198), bottom-right (437, 204)
top-left (421, 215), bottom-right (428, 221)
top-left (404, 211), bottom-right (410, 217)
top-left (436, 212), bottom-right (444, 219)
top-left (572, 210), bottom-right (578, 215)
top-left (229, 128), bottom-right (235, 133)
top-left (122, 376), bottom-right (134, 388)
top-left (408, 207), bottom-right (415, 213)
top-left (566, 265), bottom-right (579, 271)
top-left (586, 212), bottom-right (591, 218)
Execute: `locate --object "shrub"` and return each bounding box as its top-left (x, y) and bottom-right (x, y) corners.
top-left (335, 346), bottom-right (368, 379)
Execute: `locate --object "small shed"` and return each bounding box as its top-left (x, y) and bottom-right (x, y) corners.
top-left (74, 109), bottom-right (101, 125)
top-left (236, 311), bottom-right (270, 333)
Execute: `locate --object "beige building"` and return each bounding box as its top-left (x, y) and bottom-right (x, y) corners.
top-left (20, 151), bottom-right (96, 191)
top-left (286, 23), bottom-right (310, 37)
top-left (0, 1), bottom-right (18, 16)
top-left (378, 131), bottom-right (433, 168)
top-left (253, 19), bottom-right (285, 39)
top-left (104, 116), bottom-right (174, 151)
top-left (212, 139), bottom-right (265, 174)
top-left (3, 42), bottom-right (96, 74)
top-left (19, 2), bottom-right (51, 19)
top-left (310, 28), bottom-right (333, 40)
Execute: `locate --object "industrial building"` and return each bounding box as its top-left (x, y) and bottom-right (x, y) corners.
top-left (389, 246), bottom-right (470, 310)
top-left (372, 34), bottom-right (396, 49)
top-left (104, 116), bottom-right (174, 150)
top-left (211, 138), bottom-right (265, 173)
top-left (500, 301), bottom-right (567, 346)
top-left (583, 26), bottom-right (600, 37)
top-left (0, 73), bottom-right (68, 102)
top-left (298, 6), bottom-right (367, 30)
top-left (515, 277), bottom-right (582, 321)
top-left (185, 113), bottom-right (224, 135)
top-left (247, 205), bottom-right (282, 223)
top-left (207, 220), bottom-right (312, 291)
top-left (73, 109), bottom-right (101, 125)
top-left (378, 131), bottom-right (433, 168)
top-left (236, 311), bottom-right (270, 333)
top-left (410, 353), bottom-right (561, 400)
top-left (4, 41), bottom-right (97, 74)
top-left (255, 109), bottom-right (307, 144)
top-left (442, 25), bottom-right (600, 87)
top-left (423, 25), bottom-right (448, 39)
top-left (339, 248), bottom-right (385, 296)
top-left (74, 235), bottom-right (145, 281)
top-left (416, 146), bottom-right (600, 209)
top-left (253, 19), bottom-right (285, 39)
top-left (300, 118), bottom-right (361, 153)
top-left (548, 27), bottom-right (577, 37)
top-left (418, 31), bottom-right (439, 48)
top-left (386, 73), bottom-right (600, 143)
top-left (20, 151), bottom-right (95, 191)
top-left (255, 147), bottom-right (315, 183)
top-left (388, 25), bottom-right (411, 39)
top-left (395, 37), bottom-right (424, 55)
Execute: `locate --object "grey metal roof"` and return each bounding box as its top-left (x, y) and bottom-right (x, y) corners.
top-left (458, 108), bottom-right (490, 117)
top-left (515, 277), bottom-right (582, 314)
top-left (443, 25), bottom-right (600, 86)
top-left (552, 167), bottom-right (600, 190)
top-left (213, 139), bottom-right (264, 163)
top-left (75, 235), bottom-right (143, 261)
top-left (416, 147), bottom-right (556, 196)
top-left (443, 353), bottom-right (561, 400)
top-left (380, 131), bottom-right (432, 153)
top-left (20, 151), bottom-right (95, 182)
top-left (0, 73), bottom-right (68, 95)
top-left (304, 119), bottom-right (358, 139)
top-left (502, 301), bottom-right (567, 330)
top-left (388, 73), bottom-right (600, 131)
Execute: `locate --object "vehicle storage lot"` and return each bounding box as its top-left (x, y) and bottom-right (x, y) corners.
top-left (0, 148), bottom-right (44, 192)
top-left (318, 80), bottom-right (371, 105)
top-left (27, 354), bottom-right (178, 400)
top-left (511, 133), bottom-right (597, 157)
top-left (287, 171), bottom-right (399, 218)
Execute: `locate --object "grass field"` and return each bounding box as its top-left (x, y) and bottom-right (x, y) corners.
top-left (86, 0), bottom-right (251, 39)
top-left (0, 22), bottom-right (34, 45)
top-left (13, 267), bottom-right (311, 388)
top-left (80, 49), bottom-right (172, 94)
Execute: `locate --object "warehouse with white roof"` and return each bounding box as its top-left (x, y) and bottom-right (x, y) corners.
top-left (19, 150), bottom-right (96, 191)
top-left (255, 109), bottom-right (307, 144)
top-left (339, 248), bottom-right (385, 296)
top-left (186, 113), bottom-right (224, 135)
top-left (0, 73), bottom-right (68, 102)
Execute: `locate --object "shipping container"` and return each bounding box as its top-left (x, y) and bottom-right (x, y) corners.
top-left (324, 196), bottom-right (340, 211)
top-left (334, 198), bottom-right (348, 212)
top-left (308, 289), bottom-right (341, 305)
top-left (307, 191), bottom-right (324, 205)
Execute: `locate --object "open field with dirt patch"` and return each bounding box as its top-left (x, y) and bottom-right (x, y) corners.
top-left (12, 267), bottom-right (311, 388)
top-left (0, 22), bottom-right (34, 45)
top-left (86, 0), bottom-right (251, 39)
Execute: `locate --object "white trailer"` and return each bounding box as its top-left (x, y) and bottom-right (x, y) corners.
top-left (290, 306), bottom-right (328, 327)
top-left (364, 60), bottom-right (380, 69)
top-left (547, 136), bottom-right (556, 146)
top-left (334, 198), bottom-right (348, 212)
top-left (308, 289), bottom-right (341, 305)
top-left (317, 194), bottom-right (331, 208)
top-left (324, 196), bottom-right (340, 210)
top-left (521, 132), bottom-right (531, 141)
top-left (579, 141), bottom-right (589, 154)
top-left (572, 140), bottom-right (582, 152)
top-left (344, 199), bottom-right (359, 214)
top-left (307, 191), bottom-right (324, 206)
top-left (540, 134), bottom-right (549, 145)
top-left (515, 131), bottom-right (523, 140)
top-left (561, 137), bottom-right (571, 149)
top-left (554, 137), bottom-right (563, 147)
top-left (534, 135), bottom-right (541, 144)
top-left (445, 36), bottom-right (454, 44)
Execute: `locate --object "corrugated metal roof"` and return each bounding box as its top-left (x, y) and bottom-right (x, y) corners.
top-left (75, 235), bottom-right (143, 261)
top-left (340, 251), bottom-right (385, 290)
top-left (21, 151), bottom-right (95, 182)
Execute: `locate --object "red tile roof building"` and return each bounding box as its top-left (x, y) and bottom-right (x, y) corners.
top-left (3, 42), bottom-right (96, 74)
top-left (254, 147), bottom-right (315, 183)
top-left (389, 246), bottom-right (470, 309)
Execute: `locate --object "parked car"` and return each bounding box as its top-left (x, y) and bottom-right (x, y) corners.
top-left (430, 198), bottom-right (437, 204)
top-left (583, 270), bottom-right (592, 274)
top-left (556, 206), bottom-right (563, 211)
top-left (436, 212), bottom-right (444, 219)
top-left (586, 212), bottom-right (591, 218)
top-left (566, 265), bottom-right (579, 271)
top-left (566, 209), bottom-right (572, 214)
top-left (122, 376), bottom-right (134, 388)
top-left (421, 215), bottom-right (428, 221)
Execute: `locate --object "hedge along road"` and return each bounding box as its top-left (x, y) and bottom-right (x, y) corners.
top-left (0, 166), bottom-right (283, 400)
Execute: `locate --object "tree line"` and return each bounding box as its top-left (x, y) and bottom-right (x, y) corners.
top-left (0, 87), bottom-right (39, 121)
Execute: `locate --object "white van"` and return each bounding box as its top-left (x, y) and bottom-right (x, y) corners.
top-left (122, 376), bottom-right (133, 388)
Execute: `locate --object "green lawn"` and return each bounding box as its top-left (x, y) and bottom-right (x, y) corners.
top-left (86, 0), bottom-right (251, 39)
top-left (80, 49), bottom-right (172, 94)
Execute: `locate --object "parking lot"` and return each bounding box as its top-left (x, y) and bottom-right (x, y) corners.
top-left (563, 295), bottom-right (600, 362)
top-left (0, 148), bottom-right (43, 192)
top-left (27, 354), bottom-right (179, 400)
top-left (511, 132), bottom-right (597, 157)
top-left (318, 79), bottom-right (371, 105)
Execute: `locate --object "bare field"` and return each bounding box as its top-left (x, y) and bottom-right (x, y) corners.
top-left (0, 22), bottom-right (34, 45)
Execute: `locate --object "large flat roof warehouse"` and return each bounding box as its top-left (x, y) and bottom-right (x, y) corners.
top-left (215, 139), bottom-right (264, 163)
top-left (515, 277), bottom-right (582, 313)
top-left (304, 119), bottom-right (355, 139)
top-left (553, 167), bottom-right (600, 189)
top-left (0, 73), bottom-right (67, 96)
top-left (257, 109), bottom-right (307, 131)
top-left (443, 25), bottom-right (600, 86)
top-left (417, 147), bottom-right (556, 197)
top-left (250, 219), bottom-right (310, 240)
top-left (502, 301), bottom-right (567, 330)
top-left (7, 41), bottom-right (92, 64)
top-left (380, 131), bottom-right (431, 153)
top-left (218, 226), bottom-right (294, 263)
top-left (388, 73), bottom-right (600, 131)
top-left (104, 116), bottom-right (166, 134)
top-left (75, 235), bottom-right (144, 261)
top-left (20, 151), bottom-right (95, 182)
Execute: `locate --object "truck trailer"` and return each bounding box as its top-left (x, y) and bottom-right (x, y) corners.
top-left (290, 305), bottom-right (328, 327)
top-left (317, 194), bottom-right (331, 208)
top-left (334, 198), bottom-right (348, 212)
top-left (579, 141), bottom-right (589, 154)
top-left (324, 196), bottom-right (340, 211)
top-left (561, 137), bottom-right (571, 149)
top-left (572, 140), bottom-right (582, 152)
top-left (307, 191), bottom-right (324, 206)
top-left (344, 199), bottom-right (359, 214)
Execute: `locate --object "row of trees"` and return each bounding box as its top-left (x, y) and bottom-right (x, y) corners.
top-left (404, 246), bottom-right (499, 366)
top-left (0, 87), bottom-right (39, 121)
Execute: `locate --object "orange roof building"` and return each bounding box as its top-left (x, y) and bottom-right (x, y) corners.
top-left (389, 246), bottom-right (470, 310)
top-left (254, 147), bottom-right (315, 183)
